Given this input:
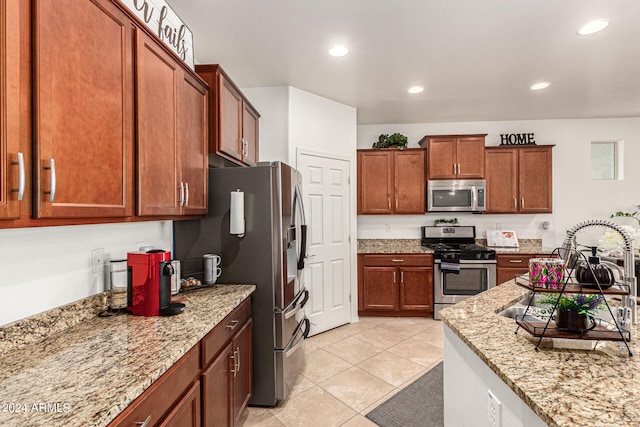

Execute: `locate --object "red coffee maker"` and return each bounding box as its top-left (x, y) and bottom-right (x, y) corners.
top-left (127, 249), bottom-right (185, 316)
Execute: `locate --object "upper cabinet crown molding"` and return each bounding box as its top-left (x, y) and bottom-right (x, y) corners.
top-left (419, 134), bottom-right (487, 180)
top-left (195, 64), bottom-right (260, 167)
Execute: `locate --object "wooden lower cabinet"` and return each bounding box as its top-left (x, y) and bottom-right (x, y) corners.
top-left (159, 381), bottom-right (201, 427)
top-left (496, 254), bottom-right (548, 285)
top-left (109, 298), bottom-right (253, 427)
top-left (358, 254), bottom-right (433, 316)
top-left (201, 300), bottom-right (252, 427)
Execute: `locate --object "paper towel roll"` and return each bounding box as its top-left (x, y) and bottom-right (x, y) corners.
top-left (230, 190), bottom-right (245, 236)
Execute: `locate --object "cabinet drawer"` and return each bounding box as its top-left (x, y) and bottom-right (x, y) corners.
top-left (496, 254), bottom-right (539, 268)
top-left (362, 254), bottom-right (433, 267)
top-left (109, 344), bottom-right (200, 427)
top-left (201, 298), bottom-right (251, 368)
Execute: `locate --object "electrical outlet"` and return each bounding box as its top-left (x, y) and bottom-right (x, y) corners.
top-left (385, 224), bottom-right (391, 233)
top-left (92, 248), bottom-right (105, 273)
top-left (488, 389), bottom-right (502, 427)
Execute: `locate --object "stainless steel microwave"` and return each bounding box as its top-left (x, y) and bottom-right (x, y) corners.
top-left (427, 179), bottom-right (486, 212)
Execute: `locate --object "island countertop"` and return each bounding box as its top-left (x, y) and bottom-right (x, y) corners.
top-left (440, 281), bottom-right (640, 427)
top-left (0, 284), bottom-right (255, 427)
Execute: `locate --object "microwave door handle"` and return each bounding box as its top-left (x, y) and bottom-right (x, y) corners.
top-left (472, 186), bottom-right (479, 210)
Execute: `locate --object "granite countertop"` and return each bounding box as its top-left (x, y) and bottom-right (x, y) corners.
top-left (0, 284), bottom-right (255, 427)
top-left (358, 239), bottom-right (433, 254)
top-left (440, 281), bottom-right (639, 427)
top-left (357, 238), bottom-right (552, 255)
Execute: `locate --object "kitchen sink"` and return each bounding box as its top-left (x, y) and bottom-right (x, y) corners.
top-left (498, 294), bottom-right (549, 322)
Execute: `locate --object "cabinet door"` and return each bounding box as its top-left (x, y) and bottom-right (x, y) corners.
top-left (0, 0), bottom-right (21, 219)
top-left (497, 267), bottom-right (528, 286)
top-left (427, 138), bottom-right (456, 179)
top-left (218, 73), bottom-right (243, 162)
top-left (158, 380), bottom-right (201, 427)
top-left (394, 150), bottom-right (426, 214)
top-left (456, 136), bottom-right (485, 179)
top-left (358, 151), bottom-right (393, 214)
top-left (242, 102), bottom-right (259, 166)
top-left (135, 29), bottom-right (181, 216)
top-left (362, 267), bottom-right (398, 311)
top-left (399, 267), bottom-right (433, 311)
top-left (519, 147), bottom-right (552, 213)
top-left (485, 148), bottom-right (518, 213)
top-left (202, 343), bottom-right (232, 427)
top-left (232, 319), bottom-right (252, 425)
top-left (179, 72), bottom-right (208, 216)
top-left (33, 0), bottom-right (134, 218)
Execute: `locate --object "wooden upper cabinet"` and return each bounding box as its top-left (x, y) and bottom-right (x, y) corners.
top-left (519, 146), bottom-right (553, 213)
top-left (195, 64), bottom-right (260, 167)
top-left (179, 72), bottom-right (208, 216)
top-left (135, 29), bottom-right (181, 216)
top-left (358, 150), bottom-right (393, 214)
top-left (485, 148), bottom-right (518, 213)
top-left (394, 150), bottom-right (426, 214)
top-left (136, 30), bottom-right (208, 217)
top-left (358, 148), bottom-right (425, 215)
top-left (0, 0), bottom-right (23, 219)
top-left (485, 145), bottom-right (553, 214)
top-left (419, 134), bottom-right (486, 180)
top-left (33, 0), bottom-right (134, 218)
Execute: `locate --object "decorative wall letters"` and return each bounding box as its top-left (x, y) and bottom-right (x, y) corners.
top-left (499, 133), bottom-right (536, 145)
top-left (120, 0), bottom-right (195, 69)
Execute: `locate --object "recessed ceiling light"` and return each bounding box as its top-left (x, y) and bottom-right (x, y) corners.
top-left (578, 19), bottom-right (609, 35)
top-left (408, 86), bottom-right (424, 94)
top-left (329, 45), bottom-right (349, 57)
top-left (530, 82), bottom-right (551, 91)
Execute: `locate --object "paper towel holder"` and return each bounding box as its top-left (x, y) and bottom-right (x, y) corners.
top-left (230, 189), bottom-right (245, 238)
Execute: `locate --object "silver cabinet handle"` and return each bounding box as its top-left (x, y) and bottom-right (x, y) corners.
top-left (514, 198), bottom-right (517, 209)
top-left (133, 416), bottom-right (151, 427)
top-left (44, 158), bottom-right (56, 202)
top-left (184, 182), bottom-right (189, 206)
top-left (400, 271), bottom-right (404, 283)
top-left (236, 346), bottom-right (241, 374)
top-left (230, 350), bottom-right (237, 376)
top-left (391, 259), bottom-right (404, 262)
top-left (388, 198), bottom-right (391, 209)
top-left (226, 319), bottom-right (239, 330)
top-left (178, 182), bottom-right (184, 206)
top-left (395, 199), bottom-right (398, 209)
top-left (11, 152), bottom-right (25, 201)
top-left (393, 271), bottom-right (396, 283)
top-left (521, 198), bottom-right (524, 209)
top-left (457, 163), bottom-right (461, 175)
top-left (508, 259), bottom-right (523, 263)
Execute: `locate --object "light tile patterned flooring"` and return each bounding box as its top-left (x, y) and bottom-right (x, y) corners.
top-left (239, 316), bottom-right (444, 427)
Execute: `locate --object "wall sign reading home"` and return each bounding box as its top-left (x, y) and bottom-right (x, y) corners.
top-left (500, 133), bottom-right (536, 145)
top-left (120, 0), bottom-right (195, 69)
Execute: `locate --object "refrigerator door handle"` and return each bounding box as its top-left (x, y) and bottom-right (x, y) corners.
top-left (278, 317), bottom-right (310, 357)
top-left (292, 183), bottom-right (308, 271)
top-left (275, 287), bottom-right (308, 317)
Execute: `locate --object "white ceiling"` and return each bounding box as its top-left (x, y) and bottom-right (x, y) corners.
top-left (171, 0), bottom-right (640, 125)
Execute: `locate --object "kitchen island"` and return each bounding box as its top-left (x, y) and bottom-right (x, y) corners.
top-left (0, 284), bottom-right (255, 427)
top-left (440, 280), bottom-right (639, 427)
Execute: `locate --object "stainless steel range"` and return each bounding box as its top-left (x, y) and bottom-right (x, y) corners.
top-left (421, 226), bottom-right (496, 319)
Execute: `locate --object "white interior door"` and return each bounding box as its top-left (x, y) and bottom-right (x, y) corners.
top-left (297, 151), bottom-right (352, 336)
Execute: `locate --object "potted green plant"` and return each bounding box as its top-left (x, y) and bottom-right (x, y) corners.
top-left (372, 133), bottom-right (408, 150)
top-left (538, 293), bottom-right (605, 332)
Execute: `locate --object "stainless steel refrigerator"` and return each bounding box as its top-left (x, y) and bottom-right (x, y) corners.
top-left (173, 161), bottom-right (310, 406)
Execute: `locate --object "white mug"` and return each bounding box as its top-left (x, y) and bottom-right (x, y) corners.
top-left (204, 254), bottom-right (222, 284)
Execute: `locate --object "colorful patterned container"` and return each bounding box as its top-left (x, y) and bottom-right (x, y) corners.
top-left (529, 258), bottom-right (565, 288)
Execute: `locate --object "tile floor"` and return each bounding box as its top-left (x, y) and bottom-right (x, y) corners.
top-left (238, 316), bottom-right (444, 427)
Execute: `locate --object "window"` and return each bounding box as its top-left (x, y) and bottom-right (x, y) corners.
top-left (591, 141), bottom-right (622, 180)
